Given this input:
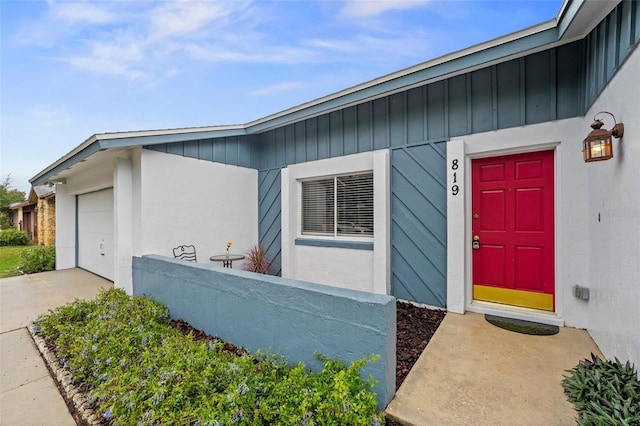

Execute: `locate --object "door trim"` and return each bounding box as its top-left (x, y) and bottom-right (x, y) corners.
top-left (471, 150), bottom-right (555, 311)
top-left (446, 137), bottom-right (563, 326)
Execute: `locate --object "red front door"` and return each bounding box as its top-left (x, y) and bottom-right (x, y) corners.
top-left (472, 150), bottom-right (555, 311)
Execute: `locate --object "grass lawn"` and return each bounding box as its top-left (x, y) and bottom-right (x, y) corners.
top-left (0, 246), bottom-right (29, 278)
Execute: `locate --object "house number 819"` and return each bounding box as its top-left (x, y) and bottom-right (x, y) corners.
top-left (451, 159), bottom-right (459, 196)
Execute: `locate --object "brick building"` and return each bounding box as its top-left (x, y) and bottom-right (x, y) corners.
top-left (9, 185), bottom-right (56, 245)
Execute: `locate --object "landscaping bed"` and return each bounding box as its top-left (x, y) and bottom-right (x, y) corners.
top-left (32, 290), bottom-right (445, 425)
top-left (395, 301), bottom-right (446, 389)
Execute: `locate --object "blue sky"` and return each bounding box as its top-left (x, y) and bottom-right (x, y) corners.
top-left (1, 0), bottom-right (562, 193)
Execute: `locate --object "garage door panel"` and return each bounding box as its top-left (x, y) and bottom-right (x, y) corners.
top-left (78, 189), bottom-right (114, 281)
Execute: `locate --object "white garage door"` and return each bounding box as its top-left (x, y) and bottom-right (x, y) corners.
top-left (78, 188), bottom-right (114, 281)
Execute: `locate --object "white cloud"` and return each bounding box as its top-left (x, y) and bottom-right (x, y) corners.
top-left (67, 36), bottom-right (148, 80)
top-left (52, 2), bottom-right (117, 24)
top-left (149, 1), bottom-right (233, 39)
top-left (184, 42), bottom-right (324, 65)
top-left (8, 0), bottom-right (434, 82)
top-left (304, 29), bottom-right (433, 63)
top-left (9, 1), bottom-right (119, 47)
top-left (340, 0), bottom-right (431, 18)
top-left (51, 1), bottom-right (259, 80)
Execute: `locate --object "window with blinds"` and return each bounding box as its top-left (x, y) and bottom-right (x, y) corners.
top-left (301, 172), bottom-right (373, 237)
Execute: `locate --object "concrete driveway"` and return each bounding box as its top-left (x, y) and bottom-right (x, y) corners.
top-left (0, 269), bottom-right (111, 425)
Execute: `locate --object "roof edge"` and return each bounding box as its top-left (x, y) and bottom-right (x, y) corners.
top-left (29, 125), bottom-right (247, 185)
top-left (245, 19), bottom-right (558, 130)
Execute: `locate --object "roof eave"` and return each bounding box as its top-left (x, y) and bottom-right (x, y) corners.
top-left (29, 125), bottom-right (248, 186)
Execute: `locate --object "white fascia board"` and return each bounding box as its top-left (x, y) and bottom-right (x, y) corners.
top-left (558, 0), bottom-right (621, 39)
top-left (29, 125), bottom-right (247, 185)
top-left (95, 124), bottom-right (246, 144)
top-left (30, 139), bottom-right (102, 186)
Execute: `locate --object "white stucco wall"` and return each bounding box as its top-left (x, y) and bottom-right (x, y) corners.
top-left (139, 149), bottom-right (258, 272)
top-left (64, 160), bottom-right (114, 195)
top-left (281, 150), bottom-right (390, 294)
top-left (584, 47), bottom-right (640, 367)
top-left (114, 156), bottom-right (134, 293)
top-left (447, 116), bottom-right (591, 327)
top-left (54, 183), bottom-right (76, 270)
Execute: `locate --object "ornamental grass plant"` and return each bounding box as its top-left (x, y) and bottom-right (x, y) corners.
top-left (33, 288), bottom-right (384, 425)
top-left (243, 244), bottom-right (272, 274)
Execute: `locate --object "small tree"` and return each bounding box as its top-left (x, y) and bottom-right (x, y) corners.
top-left (0, 175), bottom-right (27, 230)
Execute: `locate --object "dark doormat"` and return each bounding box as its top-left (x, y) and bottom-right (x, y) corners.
top-left (485, 314), bottom-right (559, 336)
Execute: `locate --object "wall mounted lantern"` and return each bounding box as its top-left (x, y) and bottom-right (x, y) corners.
top-left (583, 111), bottom-right (624, 162)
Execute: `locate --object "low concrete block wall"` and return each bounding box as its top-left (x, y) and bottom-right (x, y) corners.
top-left (132, 255), bottom-right (396, 407)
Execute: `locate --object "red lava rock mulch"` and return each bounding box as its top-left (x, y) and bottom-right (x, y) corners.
top-left (395, 300), bottom-right (446, 390)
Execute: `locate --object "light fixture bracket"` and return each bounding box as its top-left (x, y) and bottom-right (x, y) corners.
top-left (593, 111), bottom-right (624, 138)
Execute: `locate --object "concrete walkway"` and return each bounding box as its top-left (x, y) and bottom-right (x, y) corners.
top-left (386, 311), bottom-right (603, 425)
top-left (0, 269), bottom-right (111, 425)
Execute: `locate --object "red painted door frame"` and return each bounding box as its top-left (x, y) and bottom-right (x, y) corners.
top-left (472, 150), bottom-right (555, 311)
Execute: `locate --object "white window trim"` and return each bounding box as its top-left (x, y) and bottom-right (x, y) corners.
top-left (281, 150), bottom-right (390, 295)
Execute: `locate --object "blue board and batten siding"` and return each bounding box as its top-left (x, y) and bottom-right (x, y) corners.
top-left (258, 169), bottom-right (282, 275)
top-left (391, 142), bottom-right (447, 306)
top-left (147, 135), bottom-right (256, 169)
top-left (583, 0), bottom-right (640, 109)
top-left (145, 1), bottom-right (640, 307)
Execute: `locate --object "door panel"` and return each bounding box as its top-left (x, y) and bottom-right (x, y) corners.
top-left (472, 150), bottom-right (555, 311)
top-left (78, 188), bottom-right (114, 281)
top-left (515, 188), bottom-right (544, 230)
top-left (514, 246), bottom-right (544, 291)
top-left (480, 190), bottom-right (506, 230)
top-left (476, 244), bottom-right (507, 286)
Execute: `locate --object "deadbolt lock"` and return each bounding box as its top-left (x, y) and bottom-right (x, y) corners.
top-left (472, 235), bottom-right (480, 250)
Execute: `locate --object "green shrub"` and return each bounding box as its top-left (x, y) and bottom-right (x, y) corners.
top-left (562, 353), bottom-right (640, 425)
top-left (0, 228), bottom-right (29, 246)
top-left (18, 246), bottom-right (55, 273)
top-left (33, 289), bottom-right (384, 425)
